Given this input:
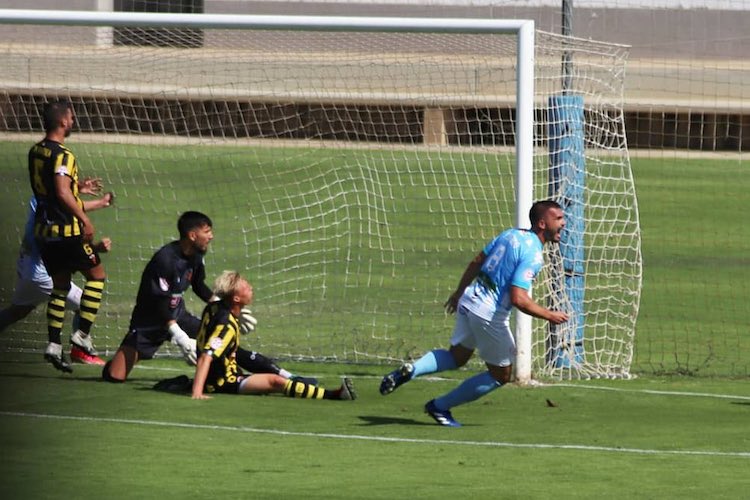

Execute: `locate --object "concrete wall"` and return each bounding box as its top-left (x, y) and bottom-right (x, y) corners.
top-left (1, 1), bottom-right (747, 59)
top-left (1, 1), bottom-right (747, 150)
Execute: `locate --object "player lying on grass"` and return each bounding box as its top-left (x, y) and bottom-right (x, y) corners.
top-left (102, 211), bottom-right (316, 384)
top-left (0, 184), bottom-right (113, 369)
top-left (191, 270), bottom-right (355, 401)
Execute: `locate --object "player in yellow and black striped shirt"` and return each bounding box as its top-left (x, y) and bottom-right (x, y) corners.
top-left (191, 271), bottom-right (356, 401)
top-left (28, 100), bottom-right (110, 372)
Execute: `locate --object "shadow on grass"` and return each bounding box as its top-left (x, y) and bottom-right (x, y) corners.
top-left (135, 386), bottom-right (191, 397)
top-left (358, 415), bottom-right (434, 426)
top-left (0, 372), bottom-right (106, 383)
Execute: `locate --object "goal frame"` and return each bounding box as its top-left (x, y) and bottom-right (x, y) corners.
top-left (0, 8), bottom-right (537, 382)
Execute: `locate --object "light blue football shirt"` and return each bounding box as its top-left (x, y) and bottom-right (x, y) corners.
top-left (17, 197), bottom-right (49, 283)
top-left (459, 228), bottom-right (544, 322)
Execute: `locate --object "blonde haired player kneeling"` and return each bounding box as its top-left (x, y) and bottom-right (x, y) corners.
top-left (191, 271), bottom-right (355, 401)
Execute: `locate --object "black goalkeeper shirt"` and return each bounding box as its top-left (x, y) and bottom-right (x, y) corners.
top-left (129, 240), bottom-right (213, 329)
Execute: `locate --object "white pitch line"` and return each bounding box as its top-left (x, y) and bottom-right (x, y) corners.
top-left (16, 359), bottom-right (750, 402)
top-left (549, 383), bottom-right (750, 401)
top-left (2, 410), bottom-right (749, 459)
top-left (22, 358), bottom-right (747, 401)
top-left (92, 364), bottom-right (750, 401)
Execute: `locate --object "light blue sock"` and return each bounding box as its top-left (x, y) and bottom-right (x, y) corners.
top-left (412, 349), bottom-right (457, 378)
top-left (434, 371), bottom-right (502, 410)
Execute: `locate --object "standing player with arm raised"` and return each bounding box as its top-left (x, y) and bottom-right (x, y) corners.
top-left (379, 200), bottom-right (570, 427)
top-left (103, 211), bottom-right (314, 384)
top-left (29, 100), bottom-right (110, 372)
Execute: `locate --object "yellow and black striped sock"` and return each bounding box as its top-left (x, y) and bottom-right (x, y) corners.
top-left (282, 378), bottom-right (330, 400)
top-left (47, 288), bottom-right (68, 344)
top-left (78, 279), bottom-right (105, 334)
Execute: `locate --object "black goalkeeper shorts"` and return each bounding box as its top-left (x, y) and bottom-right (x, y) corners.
top-left (120, 311), bottom-right (201, 359)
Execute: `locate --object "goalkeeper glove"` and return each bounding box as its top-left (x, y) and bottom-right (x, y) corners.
top-left (169, 323), bottom-right (197, 366)
top-left (239, 308), bottom-right (258, 334)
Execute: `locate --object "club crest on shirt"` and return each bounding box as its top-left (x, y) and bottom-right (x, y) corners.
top-left (210, 337), bottom-right (224, 350)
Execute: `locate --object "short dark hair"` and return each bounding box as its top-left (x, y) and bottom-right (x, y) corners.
top-left (42, 100), bottom-right (72, 133)
top-left (529, 199), bottom-right (562, 227)
top-left (177, 211), bottom-right (212, 238)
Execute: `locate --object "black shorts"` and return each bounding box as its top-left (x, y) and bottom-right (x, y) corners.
top-left (205, 374), bottom-right (246, 395)
top-left (39, 237), bottom-right (101, 275)
top-left (120, 310), bottom-right (201, 359)
top-left (205, 380), bottom-right (240, 394)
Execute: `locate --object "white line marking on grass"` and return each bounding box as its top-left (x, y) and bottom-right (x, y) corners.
top-left (14, 358), bottom-right (750, 403)
top-left (2, 410), bottom-right (749, 459)
top-left (550, 383), bottom-right (750, 401)
top-left (320, 375), bottom-right (750, 402)
top-left (19, 358), bottom-right (749, 401)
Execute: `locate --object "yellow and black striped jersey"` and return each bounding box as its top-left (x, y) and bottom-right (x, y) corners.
top-left (28, 139), bottom-right (84, 239)
top-left (196, 301), bottom-right (242, 392)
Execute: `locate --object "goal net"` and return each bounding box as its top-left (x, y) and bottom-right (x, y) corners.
top-left (0, 10), bottom-right (640, 380)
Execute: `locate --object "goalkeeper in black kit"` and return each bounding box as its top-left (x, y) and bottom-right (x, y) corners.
top-left (102, 211), bottom-right (313, 384)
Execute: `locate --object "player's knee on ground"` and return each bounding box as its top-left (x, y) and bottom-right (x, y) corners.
top-left (101, 360), bottom-right (125, 383)
top-left (103, 346), bottom-right (139, 382)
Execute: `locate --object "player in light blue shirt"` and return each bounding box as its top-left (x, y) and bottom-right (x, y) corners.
top-left (379, 200), bottom-right (569, 427)
top-left (460, 227), bottom-right (545, 324)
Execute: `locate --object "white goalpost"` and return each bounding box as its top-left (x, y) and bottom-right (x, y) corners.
top-left (0, 8), bottom-right (640, 381)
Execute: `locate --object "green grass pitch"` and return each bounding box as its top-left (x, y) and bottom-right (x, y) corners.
top-left (0, 141), bottom-right (516, 363)
top-left (0, 141), bottom-right (748, 497)
top-left (0, 359), bottom-right (748, 498)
